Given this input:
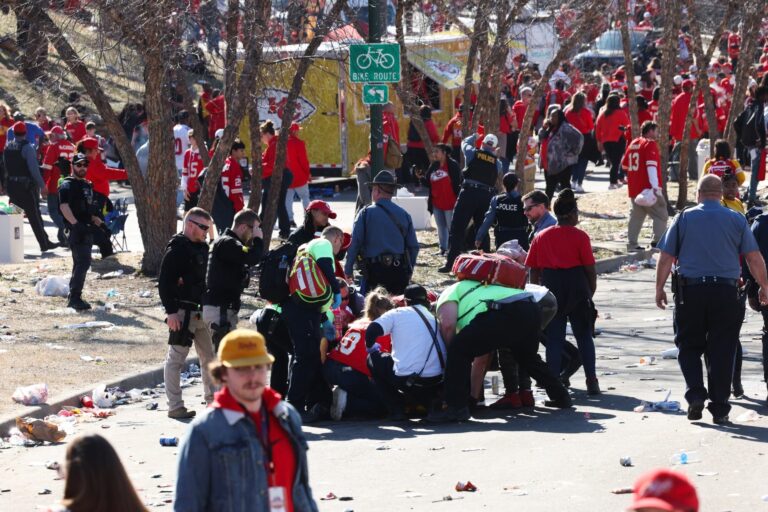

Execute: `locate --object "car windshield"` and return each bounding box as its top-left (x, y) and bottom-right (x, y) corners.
top-left (594, 30), bottom-right (645, 51)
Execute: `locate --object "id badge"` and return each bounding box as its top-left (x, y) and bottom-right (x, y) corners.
top-left (268, 486), bottom-right (287, 512)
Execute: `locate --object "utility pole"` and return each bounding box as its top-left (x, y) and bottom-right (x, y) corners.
top-left (369, 0), bottom-right (384, 175)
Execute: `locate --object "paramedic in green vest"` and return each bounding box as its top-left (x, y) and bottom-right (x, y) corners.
top-left (427, 281), bottom-right (572, 423)
top-left (284, 225), bottom-right (344, 424)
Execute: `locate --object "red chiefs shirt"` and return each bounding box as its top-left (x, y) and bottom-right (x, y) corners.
top-left (669, 91), bottom-right (699, 141)
top-left (595, 109), bottom-right (630, 143)
top-left (85, 157), bottom-right (128, 198)
top-left (442, 113), bottom-right (464, 147)
top-left (211, 386), bottom-right (296, 512)
top-left (512, 101), bottom-right (539, 131)
top-left (41, 140), bottom-right (76, 195)
top-left (648, 100), bottom-right (659, 120)
top-left (182, 148), bottom-right (204, 194)
top-left (65, 120), bottom-right (87, 143)
top-left (285, 135), bottom-right (310, 188)
top-left (205, 95), bottom-right (226, 139)
top-left (705, 158), bottom-right (738, 178)
top-left (430, 163), bottom-right (457, 210)
top-left (222, 156), bottom-right (244, 211)
top-left (621, 136), bottom-right (661, 198)
top-left (261, 137), bottom-right (276, 179)
top-left (564, 107), bottom-right (594, 134)
top-left (526, 225), bottom-right (595, 270)
top-left (327, 320), bottom-right (392, 377)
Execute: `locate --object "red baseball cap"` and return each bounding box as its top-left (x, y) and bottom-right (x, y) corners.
top-left (628, 469), bottom-right (699, 512)
top-left (341, 232), bottom-right (352, 250)
top-left (80, 137), bottom-right (100, 150)
top-left (682, 79), bottom-right (695, 90)
top-left (306, 200), bottom-right (337, 219)
top-left (49, 125), bottom-right (64, 136)
top-left (12, 121), bottom-right (26, 135)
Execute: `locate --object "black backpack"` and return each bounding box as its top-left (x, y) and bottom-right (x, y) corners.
top-left (257, 241), bottom-right (299, 304)
top-left (738, 104), bottom-right (761, 148)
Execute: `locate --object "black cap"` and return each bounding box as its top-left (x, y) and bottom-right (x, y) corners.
top-left (72, 153), bottom-right (88, 165)
top-left (404, 284), bottom-right (429, 306)
top-left (367, 170), bottom-right (400, 188)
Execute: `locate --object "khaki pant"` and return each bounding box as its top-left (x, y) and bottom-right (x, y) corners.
top-left (627, 195), bottom-right (669, 247)
top-left (164, 311), bottom-right (215, 412)
top-left (202, 304), bottom-right (239, 330)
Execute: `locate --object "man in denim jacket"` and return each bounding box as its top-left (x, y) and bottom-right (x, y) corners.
top-left (174, 329), bottom-right (319, 512)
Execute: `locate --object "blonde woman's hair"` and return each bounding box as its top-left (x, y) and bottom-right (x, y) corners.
top-left (364, 287), bottom-right (394, 321)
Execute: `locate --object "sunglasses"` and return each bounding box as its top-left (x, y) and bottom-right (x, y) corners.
top-left (188, 219), bottom-right (210, 231)
top-left (523, 204), bottom-right (542, 212)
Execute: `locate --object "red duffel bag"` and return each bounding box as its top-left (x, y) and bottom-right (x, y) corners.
top-left (451, 251), bottom-right (527, 289)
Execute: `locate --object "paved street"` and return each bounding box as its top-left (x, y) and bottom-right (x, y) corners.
top-left (2, 268), bottom-right (768, 511)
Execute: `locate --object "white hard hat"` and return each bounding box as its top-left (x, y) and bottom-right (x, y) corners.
top-left (673, 75), bottom-right (683, 85)
top-left (643, 11), bottom-right (651, 18)
top-left (483, 133), bottom-right (498, 148)
top-left (214, 128), bottom-right (224, 139)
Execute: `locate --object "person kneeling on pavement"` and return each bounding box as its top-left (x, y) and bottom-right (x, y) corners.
top-left (203, 208), bottom-right (264, 352)
top-left (323, 287), bottom-right (394, 420)
top-left (427, 281), bottom-right (572, 423)
top-left (175, 329), bottom-right (319, 512)
top-left (366, 284), bottom-right (447, 421)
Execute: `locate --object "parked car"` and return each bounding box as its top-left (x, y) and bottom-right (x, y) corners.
top-left (572, 29), bottom-right (659, 72)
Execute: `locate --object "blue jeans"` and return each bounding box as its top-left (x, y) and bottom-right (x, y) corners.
top-left (285, 184), bottom-right (311, 223)
top-left (433, 207), bottom-right (453, 252)
top-left (47, 194), bottom-right (66, 244)
top-left (545, 301), bottom-right (596, 381)
top-left (571, 156), bottom-right (589, 185)
top-left (322, 359), bottom-right (386, 417)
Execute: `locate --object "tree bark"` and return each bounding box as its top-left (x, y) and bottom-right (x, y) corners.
top-left (724, 0), bottom-right (762, 147)
top-left (259, 0), bottom-right (348, 246)
top-left (460, 7), bottom-right (484, 135)
top-left (619, 5), bottom-right (639, 138)
top-left (514, 0), bottom-right (611, 184)
top-left (15, 0), bottom-right (48, 82)
top-left (247, 99), bottom-right (264, 211)
top-left (655, 0), bottom-right (682, 205)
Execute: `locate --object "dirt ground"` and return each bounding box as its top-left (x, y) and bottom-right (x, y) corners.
top-left (0, 182), bottom-right (700, 419)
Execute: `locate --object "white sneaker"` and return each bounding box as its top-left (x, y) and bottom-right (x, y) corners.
top-left (331, 387), bottom-right (348, 421)
top-left (575, 184), bottom-right (585, 193)
top-left (609, 183), bottom-right (620, 190)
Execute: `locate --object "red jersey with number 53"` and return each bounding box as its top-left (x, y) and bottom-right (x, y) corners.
top-left (622, 136), bottom-right (660, 198)
top-left (327, 320), bottom-right (392, 377)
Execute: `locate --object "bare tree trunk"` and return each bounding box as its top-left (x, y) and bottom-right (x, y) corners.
top-left (685, 0), bottom-right (734, 155)
top-left (15, 0), bottom-right (48, 81)
top-left (724, 0), bottom-right (762, 147)
top-left (619, 5), bottom-right (639, 138)
top-left (247, 100), bottom-right (263, 211)
top-left (224, 0), bottom-right (239, 109)
top-left (461, 8), bottom-right (484, 135)
top-left (656, 0), bottom-right (682, 205)
top-left (676, 82), bottom-right (699, 209)
top-left (260, 0), bottom-right (348, 246)
top-left (514, 0), bottom-right (611, 185)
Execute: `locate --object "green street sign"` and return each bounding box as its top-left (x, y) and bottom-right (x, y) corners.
top-left (349, 43), bottom-right (401, 83)
top-left (362, 84), bottom-right (389, 105)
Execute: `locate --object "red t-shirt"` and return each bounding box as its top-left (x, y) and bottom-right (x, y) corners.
top-left (564, 107), bottom-right (594, 134)
top-left (525, 225), bottom-right (595, 270)
top-left (41, 140), bottom-right (76, 195)
top-left (222, 156), bottom-right (244, 211)
top-left (183, 148), bottom-right (204, 193)
top-left (65, 120), bottom-right (87, 143)
top-left (430, 163), bottom-right (457, 210)
top-left (595, 109), bottom-right (630, 143)
top-left (327, 320), bottom-right (392, 377)
top-left (442, 113), bottom-right (463, 147)
top-left (205, 95), bottom-right (226, 139)
top-left (261, 137), bottom-right (277, 179)
top-left (286, 135), bottom-right (310, 188)
top-left (211, 386), bottom-right (296, 512)
top-left (728, 32), bottom-right (741, 59)
top-left (621, 136), bottom-right (661, 198)
top-left (85, 157), bottom-right (128, 198)
top-left (512, 101), bottom-right (539, 131)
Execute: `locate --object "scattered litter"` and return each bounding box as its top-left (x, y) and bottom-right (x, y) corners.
top-left (320, 492), bottom-right (337, 500)
top-left (696, 471), bottom-right (718, 477)
top-left (639, 355), bottom-right (657, 365)
top-left (634, 391), bottom-right (680, 413)
top-left (433, 495), bottom-right (459, 502)
top-left (92, 385), bottom-right (115, 408)
top-left (661, 348), bottom-right (679, 359)
top-left (11, 383), bottom-right (48, 405)
top-left (7, 428), bottom-right (36, 447)
top-left (45, 343), bottom-right (73, 350)
top-left (138, 290), bottom-right (152, 298)
top-left (670, 451), bottom-right (700, 465)
top-left (35, 276), bottom-right (69, 297)
top-left (611, 487), bottom-right (633, 495)
top-left (736, 410), bottom-right (760, 423)
top-left (376, 445), bottom-right (391, 451)
top-left (61, 321), bottom-right (115, 330)
top-left (105, 289), bottom-right (119, 299)
top-left (81, 395), bottom-right (94, 408)
top-left (620, 264), bottom-right (640, 272)
top-left (460, 447), bottom-right (485, 452)
top-left (159, 437), bottom-right (178, 447)
top-left (597, 355), bottom-right (620, 360)
top-left (429, 446), bottom-right (445, 451)
top-left (643, 317), bottom-right (667, 322)
top-left (619, 457), bottom-right (633, 467)
top-left (45, 308), bottom-right (78, 316)
top-left (602, 312), bottom-right (612, 320)
top-left (639, 377), bottom-right (656, 381)
top-left (601, 371), bottom-right (618, 376)
top-left (9, 287), bottom-right (24, 293)
top-left (95, 303), bottom-right (116, 313)
top-left (16, 417), bottom-right (66, 443)
top-left (419, 472), bottom-right (435, 477)
top-left (338, 497), bottom-right (353, 501)
top-left (80, 355), bottom-right (106, 363)
top-left (396, 492), bottom-right (424, 498)
top-left (38, 489), bottom-right (51, 495)
top-left (99, 270), bottom-right (124, 279)
top-left (502, 485), bottom-right (528, 496)
top-left (45, 460), bottom-right (60, 471)
top-left (146, 402), bottom-right (158, 410)
top-left (455, 481), bottom-right (477, 492)
top-left (151, 474), bottom-right (162, 479)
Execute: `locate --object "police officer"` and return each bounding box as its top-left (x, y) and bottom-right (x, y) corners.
top-left (203, 208), bottom-right (264, 352)
top-left (1, 121), bottom-right (58, 252)
top-left (656, 175), bottom-right (768, 424)
top-left (439, 133), bottom-right (503, 273)
top-left (474, 172), bottom-right (529, 250)
top-left (159, 207), bottom-right (216, 419)
top-left (428, 280), bottom-right (572, 423)
top-left (58, 153), bottom-right (101, 311)
top-left (345, 170), bottom-right (419, 295)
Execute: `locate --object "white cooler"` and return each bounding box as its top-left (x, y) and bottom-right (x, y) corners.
top-left (392, 196), bottom-right (431, 230)
top-left (0, 213), bottom-right (24, 263)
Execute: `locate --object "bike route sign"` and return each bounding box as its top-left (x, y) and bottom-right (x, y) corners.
top-left (349, 43), bottom-right (401, 83)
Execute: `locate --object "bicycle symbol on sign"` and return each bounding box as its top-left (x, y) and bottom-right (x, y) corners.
top-left (355, 47), bottom-right (396, 70)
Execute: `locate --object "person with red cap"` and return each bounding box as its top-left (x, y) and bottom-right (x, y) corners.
top-left (78, 136), bottom-right (127, 212)
top-left (627, 468), bottom-right (699, 512)
top-left (288, 199), bottom-right (337, 246)
top-left (2, 121), bottom-right (59, 252)
top-left (284, 122), bottom-right (311, 227)
top-left (41, 125), bottom-right (76, 245)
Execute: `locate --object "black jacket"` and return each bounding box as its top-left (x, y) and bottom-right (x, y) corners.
top-left (287, 225), bottom-right (317, 246)
top-left (204, 228), bottom-right (264, 309)
top-left (158, 234), bottom-right (210, 314)
top-left (425, 157), bottom-right (461, 212)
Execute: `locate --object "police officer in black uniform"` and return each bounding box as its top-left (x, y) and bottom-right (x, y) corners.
top-left (656, 175), bottom-right (768, 424)
top-left (439, 133), bottom-right (503, 272)
top-left (58, 153), bottom-right (101, 311)
top-left (1, 121), bottom-right (58, 252)
top-left (203, 208), bottom-right (264, 352)
top-left (475, 172), bottom-right (529, 250)
top-left (158, 207), bottom-right (216, 419)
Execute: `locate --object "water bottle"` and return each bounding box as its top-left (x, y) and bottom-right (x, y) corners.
top-left (670, 450), bottom-right (699, 465)
top-left (159, 437), bottom-right (179, 447)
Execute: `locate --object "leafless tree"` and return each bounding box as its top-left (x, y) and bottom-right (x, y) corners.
top-left (618, 5), bottom-right (639, 139)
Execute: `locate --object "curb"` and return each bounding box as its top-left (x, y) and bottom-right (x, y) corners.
top-left (595, 249), bottom-right (651, 274)
top-left (1, 357), bottom-right (199, 437)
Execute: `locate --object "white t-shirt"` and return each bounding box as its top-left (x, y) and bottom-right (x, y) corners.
top-left (173, 123), bottom-right (191, 172)
top-left (373, 305), bottom-right (446, 378)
